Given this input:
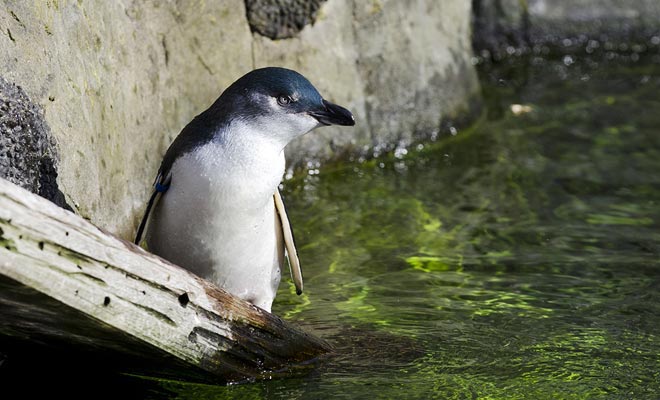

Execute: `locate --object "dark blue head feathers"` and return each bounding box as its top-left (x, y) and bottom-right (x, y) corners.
top-left (214, 67), bottom-right (325, 118)
top-left (156, 67), bottom-right (353, 181)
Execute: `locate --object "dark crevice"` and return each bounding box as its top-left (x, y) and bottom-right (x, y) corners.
top-left (178, 292), bottom-right (190, 307)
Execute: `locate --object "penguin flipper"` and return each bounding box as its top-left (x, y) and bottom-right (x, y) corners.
top-left (274, 189), bottom-right (303, 295)
top-left (134, 172), bottom-right (171, 246)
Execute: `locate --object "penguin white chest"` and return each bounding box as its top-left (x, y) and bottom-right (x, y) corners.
top-left (145, 139), bottom-right (286, 312)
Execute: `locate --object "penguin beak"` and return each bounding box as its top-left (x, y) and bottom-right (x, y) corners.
top-left (309, 99), bottom-right (355, 126)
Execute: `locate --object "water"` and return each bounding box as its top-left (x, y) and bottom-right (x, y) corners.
top-left (14, 55), bottom-right (659, 398)
top-left (134, 55), bottom-right (660, 398)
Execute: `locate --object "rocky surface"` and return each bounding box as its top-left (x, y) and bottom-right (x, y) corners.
top-left (528, 0), bottom-right (660, 40)
top-left (0, 1), bottom-right (478, 239)
top-left (0, 77), bottom-right (69, 210)
top-left (0, 1), bottom-right (254, 238)
top-left (473, 0), bottom-right (660, 57)
top-left (245, 0), bottom-right (327, 39)
top-left (253, 0), bottom-right (480, 165)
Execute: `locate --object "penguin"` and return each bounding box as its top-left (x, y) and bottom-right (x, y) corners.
top-left (135, 67), bottom-right (355, 312)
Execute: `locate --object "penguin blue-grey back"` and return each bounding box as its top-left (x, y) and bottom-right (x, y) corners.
top-left (135, 67), bottom-right (355, 313)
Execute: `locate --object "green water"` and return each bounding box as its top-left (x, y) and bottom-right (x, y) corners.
top-left (141, 56), bottom-right (660, 398)
top-left (156, 56), bottom-right (660, 398)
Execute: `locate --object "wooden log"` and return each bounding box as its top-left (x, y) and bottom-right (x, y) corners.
top-left (0, 177), bottom-right (331, 383)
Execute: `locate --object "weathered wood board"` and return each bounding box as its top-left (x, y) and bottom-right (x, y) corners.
top-left (0, 177), bottom-right (331, 383)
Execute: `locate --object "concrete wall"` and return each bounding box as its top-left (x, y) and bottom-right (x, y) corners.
top-left (0, 0), bottom-right (479, 239)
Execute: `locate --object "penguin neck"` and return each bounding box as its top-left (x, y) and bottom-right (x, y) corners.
top-left (203, 120), bottom-right (287, 207)
top-left (221, 119), bottom-right (288, 163)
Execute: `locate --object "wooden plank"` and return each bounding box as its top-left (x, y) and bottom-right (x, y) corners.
top-left (0, 177), bottom-right (331, 383)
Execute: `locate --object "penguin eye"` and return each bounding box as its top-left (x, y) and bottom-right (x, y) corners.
top-left (277, 95), bottom-right (293, 106)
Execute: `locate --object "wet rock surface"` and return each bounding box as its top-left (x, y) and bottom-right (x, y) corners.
top-left (0, 77), bottom-right (69, 210)
top-left (245, 0), bottom-right (327, 39)
top-left (473, 0), bottom-right (660, 58)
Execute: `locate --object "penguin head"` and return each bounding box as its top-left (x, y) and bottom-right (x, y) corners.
top-left (215, 67), bottom-right (355, 145)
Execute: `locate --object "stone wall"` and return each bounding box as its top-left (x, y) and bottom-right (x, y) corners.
top-left (0, 1), bottom-right (479, 239)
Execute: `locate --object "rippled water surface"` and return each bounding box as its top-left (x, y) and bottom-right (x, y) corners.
top-left (72, 56), bottom-right (653, 398)
top-left (142, 55), bottom-right (660, 399)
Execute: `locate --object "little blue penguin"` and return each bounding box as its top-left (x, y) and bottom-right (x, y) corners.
top-left (134, 67), bottom-right (355, 312)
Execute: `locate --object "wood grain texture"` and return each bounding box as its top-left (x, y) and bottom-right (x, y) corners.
top-left (0, 178), bottom-right (331, 383)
